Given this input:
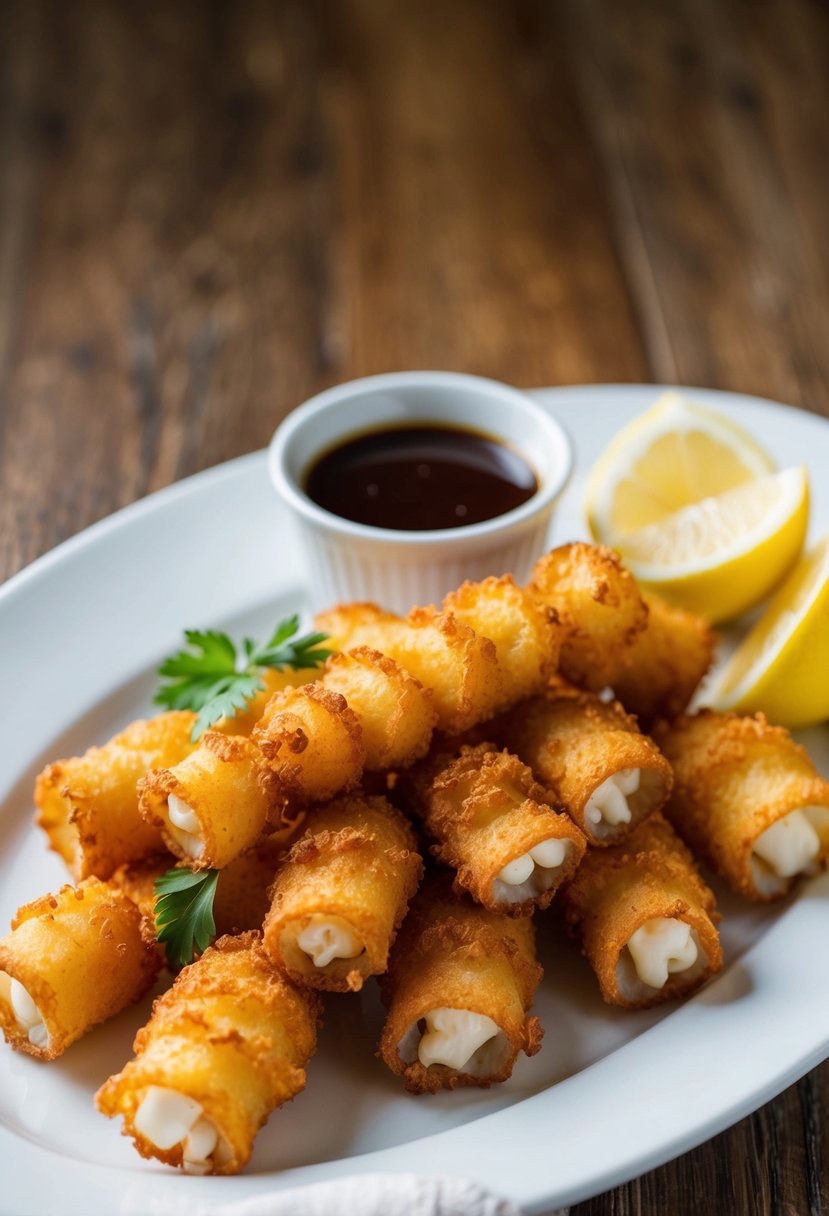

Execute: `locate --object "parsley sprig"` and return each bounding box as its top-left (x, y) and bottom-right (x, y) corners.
top-left (155, 614), bottom-right (334, 741)
top-left (154, 867), bottom-right (220, 968)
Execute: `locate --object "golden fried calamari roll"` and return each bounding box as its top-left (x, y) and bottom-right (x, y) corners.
top-left (35, 712), bottom-right (197, 880)
top-left (610, 595), bottom-right (715, 725)
top-left (253, 651), bottom-right (436, 810)
top-left (96, 933), bottom-right (319, 1175)
top-left (653, 710), bottom-right (829, 901)
top-left (529, 543), bottom-right (647, 690)
top-left (442, 576), bottom-right (562, 710)
top-left (256, 804), bottom-right (308, 862)
top-left (562, 812), bottom-right (722, 1008)
top-left (138, 732), bottom-right (284, 870)
top-left (108, 855), bottom-right (171, 935)
top-left (402, 743), bottom-right (585, 914)
top-left (263, 795), bottom-right (422, 992)
top-left (0, 879), bottom-right (160, 1060)
top-left (315, 603), bottom-right (502, 733)
top-left (379, 881), bottom-right (542, 1093)
top-left (253, 684), bottom-right (365, 802)
top-left (320, 647), bottom-right (437, 770)
top-left (107, 855), bottom-right (171, 972)
top-left (497, 685), bottom-right (673, 845)
top-left (212, 850), bottom-right (281, 937)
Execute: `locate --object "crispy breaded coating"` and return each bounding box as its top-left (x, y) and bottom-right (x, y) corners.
top-left (34, 712), bottom-right (198, 880)
top-left (654, 710), bottom-right (829, 901)
top-left (529, 543), bottom-right (648, 690)
top-left (443, 575), bottom-right (562, 711)
top-left (610, 595), bottom-right (715, 726)
top-left (321, 647), bottom-right (437, 770)
top-left (496, 684), bottom-right (673, 845)
top-left (401, 743), bottom-right (585, 915)
top-left (263, 795), bottom-right (423, 992)
top-left (252, 684), bottom-right (365, 802)
top-left (107, 855), bottom-right (170, 972)
top-left (212, 847), bottom-right (283, 937)
top-left (379, 879), bottom-right (542, 1093)
top-left (138, 732), bottom-right (284, 871)
top-left (562, 812), bottom-right (723, 1009)
top-left (109, 854), bottom-right (171, 923)
top-left (262, 804), bottom-right (308, 852)
top-left (315, 602), bottom-right (502, 733)
top-left (96, 933), bottom-right (320, 1175)
top-left (0, 878), bottom-right (161, 1060)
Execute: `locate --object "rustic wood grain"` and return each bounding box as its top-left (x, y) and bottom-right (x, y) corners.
top-left (560, 0), bottom-right (829, 414)
top-left (0, 0), bottom-right (647, 578)
top-left (2, 1), bottom-right (829, 1212)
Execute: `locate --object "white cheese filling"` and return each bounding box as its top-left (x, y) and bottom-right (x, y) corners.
top-left (498, 837), bottom-right (568, 886)
top-left (296, 914), bottom-right (364, 968)
top-left (752, 810), bottom-right (821, 879)
top-left (166, 794), bottom-right (204, 860)
top-left (416, 1008), bottom-right (501, 1071)
top-left (627, 917), bottom-right (698, 989)
top-left (585, 768), bottom-right (640, 829)
top-left (134, 1086), bottom-right (228, 1174)
top-left (0, 973), bottom-right (49, 1047)
top-left (492, 837), bottom-right (572, 904)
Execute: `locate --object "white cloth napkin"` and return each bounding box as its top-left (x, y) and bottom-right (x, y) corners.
top-left (210, 1173), bottom-right (522, 1216)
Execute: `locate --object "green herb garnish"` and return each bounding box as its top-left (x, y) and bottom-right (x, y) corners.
top-left (154, 867), bottom-right (220, 968)
top-left (155, 615), bottom-right (334, 741)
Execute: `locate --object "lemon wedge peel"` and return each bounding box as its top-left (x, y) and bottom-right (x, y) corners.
top-left (706, 536), bottom-right (829, 727)
top-left (585, 392), bottom-right (776, 542)
top-left (612, 467), bottom-right (810, 624)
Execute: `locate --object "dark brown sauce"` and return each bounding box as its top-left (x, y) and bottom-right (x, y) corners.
top-left (304, 424), bottom-right (538, 531)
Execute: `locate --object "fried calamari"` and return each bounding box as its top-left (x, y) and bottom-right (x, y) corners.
top-left (253, 683), bottom-right (365, 802)
top-left (442, 575), bottom-right (562, 711)
top-left (379, 880), bottom-right (542, 1093)
top-left (610, 595), bottom-right (714, 725)
top-left (319, 647), bottom-right (437, 770)
top-left (496, 684), bottom-right (673, 845)
top-left (401, 743), bottom-right (585, 915)
top-left (96, 933), bottom-right (319, 1175)
top-left (315, 603), bottom-right (502, 733)
top-left (654, 710), bottom-right (829, 901)
top-left (0, 878), bottom-right (160, 1060)
top-left (34, 712), bottom-right (197, 880)
top-left (562, 812), bottom-right (723, 1008)
top-left (263, 794), bottom-right (422, 992)
top-left (529, 543), bottom-right (647, 690)
top-left (138, 731), bottom-right (284, 870)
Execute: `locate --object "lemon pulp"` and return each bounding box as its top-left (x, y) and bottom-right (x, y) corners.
top-left (585, 392), bottom-right (775, 541)
top-left (612, 467), bottom-right (809, 623)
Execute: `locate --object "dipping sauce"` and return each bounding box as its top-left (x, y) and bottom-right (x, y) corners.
top-left (304, 425), bottom-right (538, 531)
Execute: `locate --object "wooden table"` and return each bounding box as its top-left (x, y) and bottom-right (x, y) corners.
top-left (1, 2), bottom-right (828, 1211)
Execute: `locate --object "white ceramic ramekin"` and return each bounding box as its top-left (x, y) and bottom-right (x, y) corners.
top-left (269, 371), bottom-right (572, 613)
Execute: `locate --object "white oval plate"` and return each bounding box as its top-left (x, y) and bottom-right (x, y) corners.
top-left (1, 385), bottom-right (828, 1216)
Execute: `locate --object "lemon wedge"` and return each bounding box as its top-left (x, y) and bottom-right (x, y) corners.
top-left (613, 467), bottom-right (809, 622)
top-left (585, 392), bottom-right (775, 541)
top-left (706, 536), bottom-right (829, 726)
